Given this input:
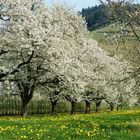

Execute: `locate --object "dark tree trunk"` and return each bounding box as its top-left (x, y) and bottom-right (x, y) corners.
top-left (17, 69), bottom-right (36, 117)
top-left (110, 105), bottom-right (114, 111)
top-left (116, 104), bottom-right (122, 111)
top-left (21, 99), bottom-right (28, 117)
top-left (51, 100), bottom-right (58, 116)
top-left (95, 101), bottom-right (101, 112)
top-left (20, 89), bottom-right (34, 117)
top-left (85, 101), bottom-right (91, 114)
top-left (71, 102), bottom-right (76, 115)
top-left (105, 100), bottom-right (115, 112)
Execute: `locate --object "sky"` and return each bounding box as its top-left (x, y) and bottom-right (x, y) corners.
top-left (45, 0), bottom-right (100, 11)
top-left (45, 0), bottom-right (140, 11)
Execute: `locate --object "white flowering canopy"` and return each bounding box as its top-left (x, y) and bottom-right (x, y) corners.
top-left (0, 0), bottom-right (137, 105)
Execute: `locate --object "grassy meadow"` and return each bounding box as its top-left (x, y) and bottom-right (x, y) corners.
top-left (90, 24), bottom-right (140, 70)
top-left (0, 109), bottom-right (140, 140)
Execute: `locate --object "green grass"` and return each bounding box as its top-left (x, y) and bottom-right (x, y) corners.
top-left (90, 24), bottom-right (140, 70)
top-left (0, 109), bottom-right (140, 140)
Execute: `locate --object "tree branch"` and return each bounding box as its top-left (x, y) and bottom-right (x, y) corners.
top-left (129, 22), bottom-right (140, 43)
top-left (0, 50), bottom-right (34, 80)
top-left (11, 50), bottom-right (34, 74)
top-left (0, 50), bottom-right (7, 56)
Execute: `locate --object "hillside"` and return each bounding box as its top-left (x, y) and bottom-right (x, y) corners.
top-left (90, 24), bottom-right (140, 70)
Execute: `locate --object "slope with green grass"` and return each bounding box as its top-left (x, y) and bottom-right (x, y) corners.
top-left (90, 24), bottom-right (140, 70)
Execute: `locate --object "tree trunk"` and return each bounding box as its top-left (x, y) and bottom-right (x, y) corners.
top-left (95, 101), bottom-right (101, 112)
top-left (51, 100), bottom-right (58, 116)
top-left (71, 102), bottom-right (76, 115)
top-left (20, 91), bottom-right (34, 117)
top-left (110, 105), bottom-right (114, 111)
top-left (116, 104), bottom-right (122, 111)
top-left (105, 100), bottom-right (114, 112)
top-left (85, 101), bottom-right (91, 114)
top-left (18, 78), bottom-right (36, 117)
top-left (21, 100), bottom-right (28, 117)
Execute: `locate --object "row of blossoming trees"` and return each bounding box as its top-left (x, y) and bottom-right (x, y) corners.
top-left (0, 0), bottom-right (137, 116)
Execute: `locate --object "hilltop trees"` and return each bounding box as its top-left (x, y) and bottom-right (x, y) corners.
top-left (81, 5), bottom-right (110, 30)
top-left (81, 1), bottom-right (140, 32)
